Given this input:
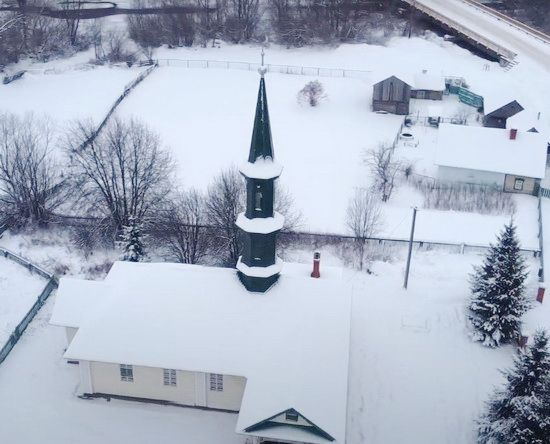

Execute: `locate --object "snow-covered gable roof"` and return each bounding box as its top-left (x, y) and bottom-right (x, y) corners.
top-left (435, 123), bottom-right (547, 179)
top-left (371, 73), bottom-right (414, 88)
top-left (54, 261), bottom-right (351, 443)
top-left (507, 109), bottom-right (550, 138)
top-left (413, 72), bottom-right (445, 91)
top-left (480, 88), bottom-right (523, 115)
top-left (49, 278), bottom-right (109, 328)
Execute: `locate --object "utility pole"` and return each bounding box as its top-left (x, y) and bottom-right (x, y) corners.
top-left (403, 207), bottom-right (418, 289)
top-left (408, 1), bottom-right (415, 39)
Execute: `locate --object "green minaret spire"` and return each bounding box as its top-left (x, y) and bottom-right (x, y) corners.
top-left (248, 77), bottom-right (275, 163)
top-left (236, 58), bottom-right (284, 293)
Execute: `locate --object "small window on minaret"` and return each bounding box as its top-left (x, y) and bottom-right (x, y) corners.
top-left (255, 185), bottom-right (263, 211)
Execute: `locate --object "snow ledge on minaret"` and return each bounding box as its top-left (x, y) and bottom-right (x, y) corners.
top-left (240, 158), bottom-right (283, 180)
top-left (236, 212), bottom-right (285, 234)
top-left (236, 256), bottom-right (283, 278)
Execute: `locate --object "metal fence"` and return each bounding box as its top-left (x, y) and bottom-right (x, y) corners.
top-left (0, 247), bottom-right (57, 366)
top-left (155, 58), bottom-right (371, 79)
top-left (279, 230), bottom-right (540, 257)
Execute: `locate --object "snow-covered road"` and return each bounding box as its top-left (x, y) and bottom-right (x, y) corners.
top-left (415, 0), bottom-right (550, 72)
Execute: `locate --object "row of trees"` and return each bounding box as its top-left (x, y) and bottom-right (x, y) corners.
top-left (0, 0), bottom-right (91, 66)
top-left (0, 112), bottom-right (300, 266)
top-left (127, 0), bottom-right (404, 52)
top-left (0, 0), bottom-right (406, 67)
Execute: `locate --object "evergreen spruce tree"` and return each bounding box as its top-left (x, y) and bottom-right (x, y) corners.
top-left (478, 330), bottom-right (550, 443)
top-left (468, 221), bottom-right (530, 347)
top-left (119, 216), bottom-right (147, 262)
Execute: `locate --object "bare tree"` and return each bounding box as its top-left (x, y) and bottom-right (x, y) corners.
top-left (226, 0), bottom-right (260, 42)
top-left (0, 113), bottom-right (67, 225)
top-left (197, 0), bottom-right (225, 46)
top-left (158, 188), bottom-right (210, 264)
top-left (452, 104), bottom-right (474, 125)
top-left (127, 0), bottom-right (163, 60)
top-left (345, 188), bottom-right (384, 270)
top-left (364, 142), bottom-right (402, 202)
top-left (66, 117), bottom-right (175, 233)
top-left (297, 80), bottom-right (326, 106)
top-left (102, 28), bottom-right (135, 63)
top-left (205, 166), bottom-right (244, 265)
top-left (206, 165), bottom-right (302, 265)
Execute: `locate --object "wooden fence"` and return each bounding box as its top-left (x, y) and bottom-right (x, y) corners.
top-left (77, 63), bottom-right (158, 151)
top-left (0, 247), bottom-right (57, 366)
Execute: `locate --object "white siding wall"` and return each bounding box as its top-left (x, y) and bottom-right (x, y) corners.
top-left (87, 362), bottom-right (245, 411)
top-left (437, 166), bottom-right (505, 186)
top-left (206, 374), bottom-right (246, 411)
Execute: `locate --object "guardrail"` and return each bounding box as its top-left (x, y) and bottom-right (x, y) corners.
top-left (459, 0), bottom-right (550, 46)
top-left (0, 247), bottom-right (57, 366)
top-left (155, 58), bottom-right (372, 79)
top-left (402, 0), bottom-right (517, 61)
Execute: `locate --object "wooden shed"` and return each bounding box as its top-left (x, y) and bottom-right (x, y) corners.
top-left (483, 99), bottom-right (524, 128)
top-left (372, 76), bottom-right (411, 115)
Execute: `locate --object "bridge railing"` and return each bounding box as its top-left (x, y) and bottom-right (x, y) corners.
top-left (459, 0), bottom-right (550, 46)
top-left (403, 0), bottom-right (517, 60)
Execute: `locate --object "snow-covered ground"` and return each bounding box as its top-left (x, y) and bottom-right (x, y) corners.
top-left (0, 14), bottom-right (549, 443)
top-left (0, 295), bottom-right (244, 444)
top-left (111, 40), bottom-right (542, 245)
top-left (0, 36), bottom-right (546, 247)
top-left (0, 256), bottom-right (48, 349)
top-left (0, 57), bottom-right (140, 123)
top-left (0, 229), bottom-right (120, 279)
top-left (0, 249), bottom-right (547, 443)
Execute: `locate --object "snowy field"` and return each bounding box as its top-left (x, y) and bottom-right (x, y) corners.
top-left (0, 256), bottom-right (48, 349)
top-left (112, 40), bottom-right (544, 245)
top-left (0, 57), bottom-right (140, 123)
top-left (0, 36), bottom-right (546, 248)
top-left (0, 250), bottom-right (548, 443)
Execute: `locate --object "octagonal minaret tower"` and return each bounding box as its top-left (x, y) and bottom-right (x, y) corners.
top-left (236, 64), bottom-right (284, 293)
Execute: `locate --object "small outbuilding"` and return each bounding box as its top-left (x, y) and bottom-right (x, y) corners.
top-left (372, 75), bottom-right (411, 115)
top-left (481, 90), bottom-right (524, 129)
top-left (435, 123), bottom-right (547, 195)
top-left (410, 71), bottom-right (446, 100)
top-left (483, 99), bottom-right (524, 128)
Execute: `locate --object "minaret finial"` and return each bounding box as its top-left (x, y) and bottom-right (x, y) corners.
top-left (258, 47), bottom-right (267, 77)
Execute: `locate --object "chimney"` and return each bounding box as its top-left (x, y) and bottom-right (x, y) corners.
top-left (510, 128), bottom-right (517, 140)
top-left (537, 283), bottom-right (546, 303)
top-left (311, 252), bottom-right (321, 278)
